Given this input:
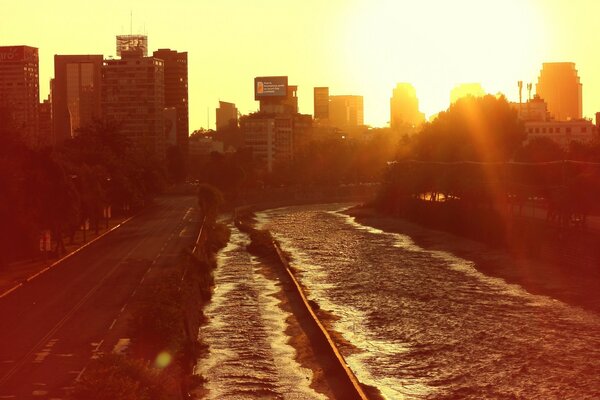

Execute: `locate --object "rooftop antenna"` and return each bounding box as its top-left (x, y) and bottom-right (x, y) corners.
top-left (518, 81), bottom-right (523, 104)
top-left (527, 83), bottom-right (533, 101)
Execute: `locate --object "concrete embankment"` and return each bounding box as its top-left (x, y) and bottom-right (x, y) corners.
top-left (235, 213), bottom-right (375, 400)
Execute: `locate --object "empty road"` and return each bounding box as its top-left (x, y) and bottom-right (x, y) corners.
top-left (0, 196), bottom-right (199, 399)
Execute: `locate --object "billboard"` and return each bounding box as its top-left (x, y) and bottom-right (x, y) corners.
top-left (116, 35), bottom-right (148, 57)
top-left (254, 76), bottom-right (288, 100)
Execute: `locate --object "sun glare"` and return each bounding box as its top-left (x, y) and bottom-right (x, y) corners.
top-left (342, 0), bottom-right (545, 124)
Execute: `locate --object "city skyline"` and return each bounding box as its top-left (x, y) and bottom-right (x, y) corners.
top-left (2, 0), bottom-right (600, 129)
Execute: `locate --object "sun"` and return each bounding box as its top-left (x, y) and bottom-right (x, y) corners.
top-left (340, 0), bottom-right (545, 126)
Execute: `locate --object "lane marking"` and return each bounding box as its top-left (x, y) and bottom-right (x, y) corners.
top-left (112, 338), bottom-right (131, 355)
top-left (0, 230), bottom-right (149, 386)
top-left (0, 215), bottom-right (138, 300)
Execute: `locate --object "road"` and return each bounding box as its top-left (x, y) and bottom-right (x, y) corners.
top-left (0, 196), bottom-right (199, 399)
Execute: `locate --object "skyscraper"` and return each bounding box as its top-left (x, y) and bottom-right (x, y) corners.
top-left (329, 95), bottom-right (364, 129)
top-left (102, 47), bottom-right (165, 158)
top-left (153, 49), bottom-right (189, 154)
top-left (450, 83), bottom-right (485, 105)
top-left (216, 101), bottom-right (238, 131)
top-left (314, 87), bottom-right (329, 121)
top-left (53, 55), bottom-right (103, 144)
top-left (536, 62), bottom-right (582, 121)
top-left (390, 83), bottom-right (425, 129)
top-left (0, 46), bottom-right (39, 145)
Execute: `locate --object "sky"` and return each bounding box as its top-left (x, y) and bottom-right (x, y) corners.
top-left (2, 0), bottom-right (599, 129)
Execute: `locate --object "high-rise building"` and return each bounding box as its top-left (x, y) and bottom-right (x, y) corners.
top-left (102, 48), bottom-right (165, 158)
top-left (153, 49), bottom-right (188, 153)
top-left (216, 101), bottom-right (238, 131)
top-left (329, 95), bottom-right (364, 129)
top-left (314, 87), bottom-right (329, 120)
top-left (390, 83), bottom-right (425, 129)
top-left (242, 77), bottom-right (312, 172)
top-left (52, 55), bottom-right (103, 143)
top-left (0, 46), bottom-right (39, 145)
top-left (38, 96), bottom-right (52, 147)
top-left (450, 83), bottom-right (485, 105)
top-left (536, 62), bottom-right (582, 121)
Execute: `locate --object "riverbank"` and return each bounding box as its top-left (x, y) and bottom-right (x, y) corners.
top-left (346, 205), bottom-right (600, 315)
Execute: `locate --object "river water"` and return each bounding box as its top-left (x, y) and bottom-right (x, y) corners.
top-left (195, 225), bottom-right (326, 399)
top-left (255, 204), bottom-right (600, 400)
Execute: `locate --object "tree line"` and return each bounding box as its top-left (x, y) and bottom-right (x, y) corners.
top-left (376, 95), bottom-right (600, 231)
top-left (0, 120), bottom-right (167, 266)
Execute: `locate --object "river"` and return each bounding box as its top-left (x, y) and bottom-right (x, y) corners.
top-left (254, 203), bottom-right (600, 400)
top-left (195, 226), bottom-right (326, 399)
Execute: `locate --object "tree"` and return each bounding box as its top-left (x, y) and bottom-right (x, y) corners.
top-left (415, 95), bottom-right (525, 162)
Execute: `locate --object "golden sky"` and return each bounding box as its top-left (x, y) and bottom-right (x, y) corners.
top-left (2, 0), bottom-right (599, 128)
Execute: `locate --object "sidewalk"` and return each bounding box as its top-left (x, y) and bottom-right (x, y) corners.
top-left (0, 216), bottom-right (131, 297)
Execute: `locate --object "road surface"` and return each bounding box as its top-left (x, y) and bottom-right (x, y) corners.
top-left (0, 196), bottom-right (199, 399)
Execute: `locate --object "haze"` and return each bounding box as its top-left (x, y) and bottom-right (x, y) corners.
top-left (2, 0), bottom-right (599, 128)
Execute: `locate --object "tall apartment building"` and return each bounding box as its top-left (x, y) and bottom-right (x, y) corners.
top-left (216, 101), bottom-right (238, 131)
top-left (102, 47), bottom-right (165, 159)
top-left (536, 62), bottom-right (582, 121)
top-left (153, 49), bottom-right (188, 154)
top-left (0, 46), bottom-right (39, 145)
top-left (313, 87), bottom-right (329, 121)
top-left (390, 83), bottom-right (425, 129)
top-left (329, 95), bottom-right (364, 129)
top-left (52, 55), bottom-right (103, 144)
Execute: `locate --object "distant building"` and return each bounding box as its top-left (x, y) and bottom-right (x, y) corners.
top-left (38, 96), bottom-right (52, 147)
top-left (189, 137), bottom-right (224, 157)
top-left (510, 95), bottom-right (551, 122)
top-left (52, 55), bottom-right (103, 144)
top-left (524, 119), bottom-right (598, 148)
top-left (314, 87), bottom-right (329, 121)
top-left (390, 83), bottom-right (425, 129)
top-left (102, 47), bottom-right (165, 159)
top-left (216, 101), bottom-right (238, 131)
top-left (0, 46), bottom-right (39, 145)
top-left (242, 77), bottom-right (312, 172)
top-left (329, 95), bottom-right (364, 129)
top-left (153, 49), bottom-right (189, 154)
top-left (536, 62), bottom-right (582, 121)
top-left (450, 83), bottom-right (485, 105)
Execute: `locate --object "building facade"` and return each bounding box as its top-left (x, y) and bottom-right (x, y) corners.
top-left (313, 87), bottom-right (329, 121)
top-left (536, 62), bottom-right (582, 121)
top-left (102, 51), bottom-right (165, 158)
top-left (216, 101), bottom-right (238, 131)
top-left (525, 119), bottom-right (598, 148)
top-left (52, 55), bottom-right (103, 144)
top-left (390, 83), bottom-right (425, 129)
top-left (0, 46), bottom-right (39, 145)
top-left (153, 49), bottom-right (188, 154)
top-left (329, 95), bottom-right (364, 129)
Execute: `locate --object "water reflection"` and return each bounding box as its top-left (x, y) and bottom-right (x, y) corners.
top-left (259, 204), bottom-right (600, 400)
top-left (196, 226), bottom-right (325, 400)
